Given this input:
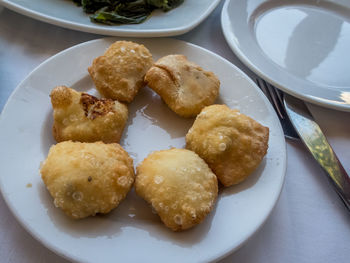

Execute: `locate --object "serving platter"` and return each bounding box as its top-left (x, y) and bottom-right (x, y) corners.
top-left (1, 0), bottom-right (221, 37)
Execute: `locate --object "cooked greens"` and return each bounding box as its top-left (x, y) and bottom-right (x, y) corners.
top-left (72, 0), bottom-right (184, 25)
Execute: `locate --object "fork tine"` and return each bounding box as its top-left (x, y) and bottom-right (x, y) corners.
top-left (256, 78), bottom-right (299, 140)
top-left (256, 78), bottom-right (269, 95)
top-left (256, 78), bottom-right (284, 119)
top-left (264, 81), bottom-right (285, 119)
top-left (256, 78), bottom-right (275, 105)
top-left (272, 84), bottom-right (284, 106)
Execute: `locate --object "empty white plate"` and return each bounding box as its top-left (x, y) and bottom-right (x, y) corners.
top-left (221, 0), bottom-right (350, 111)
top-left (1, 0), bottom-right (221, 37)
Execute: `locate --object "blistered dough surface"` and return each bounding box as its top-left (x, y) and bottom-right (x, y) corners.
top-left (51, 86), bottom-right (128, 143)
top-left (135, 148), bottom-right (218, 231)
top-left (186, 105), bottom-right (269, 186)
top-left (88, 41), bottom-right (153, 103)
top-left (144, 55), bottom-right (220, 117)
top-left (40, 141), bottom-right (135, 219)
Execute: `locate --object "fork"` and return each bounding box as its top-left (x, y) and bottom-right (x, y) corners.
top-left (256, 78), bottom-right (299, 140)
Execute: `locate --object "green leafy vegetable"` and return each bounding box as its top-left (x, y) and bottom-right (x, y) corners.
top-left (146, 0), bottom-right (184, 11)
top-left (72, 0), bottom-right (184, 25)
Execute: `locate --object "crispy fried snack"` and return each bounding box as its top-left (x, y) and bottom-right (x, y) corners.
top-left (186, 105), bottom-right (269, 187)
top-left (88, 41), bottom-right (153, 103)
top-left (40, 141), bottom-right (135, 219)
top-left (144, 54), bottom-right (220, 118)
top-left (135, 148), bottom-right (218, 231)
top-left (51, 86), bottom-right (128, 143)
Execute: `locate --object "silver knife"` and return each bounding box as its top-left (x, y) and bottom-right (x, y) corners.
top-left (284, 94), bottom-right (350, 211)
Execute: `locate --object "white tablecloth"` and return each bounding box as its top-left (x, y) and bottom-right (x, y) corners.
top-left (1, 2), bottom-right (350, 263)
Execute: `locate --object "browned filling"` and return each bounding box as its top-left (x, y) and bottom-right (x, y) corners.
top-left (80, 93), bottom-right (115, 120)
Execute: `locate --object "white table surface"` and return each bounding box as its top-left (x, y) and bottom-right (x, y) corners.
top-left (1, 2), bottom-right (350, 263)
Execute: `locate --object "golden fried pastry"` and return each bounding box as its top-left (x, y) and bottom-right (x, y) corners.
top-left (88, 41), bottom-right (153, 103)
top-left (186, 104), bottom-right (269, 187)
top-left (40, 141), bottom-right (135, 219)
top-left (135, 148), bottom-right (218, 231)
top-left (51, 86), bottom-right (128, 143)
top-left (144, 54), bottom-right (220, 117)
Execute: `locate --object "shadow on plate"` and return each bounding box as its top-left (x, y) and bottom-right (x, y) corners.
top-left (123, 87), bottom-right (195, 140)
top-left (40, 109), bottom-right (55, 156)
top-left (70, 75), bottom-right (96, 94)
top-left (38, 183), bottom-right (213, 246)
top-left (38, 183), bottom-right (124, 239)
top-left (220, 159), bottom-right (266, 197)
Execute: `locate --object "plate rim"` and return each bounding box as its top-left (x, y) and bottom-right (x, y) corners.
top-left (1, 0), bottom-right (222, 37)
top-left (0, 37), bottom-right (287, 263)
top-left (221, 0), bottom-right (350, 112)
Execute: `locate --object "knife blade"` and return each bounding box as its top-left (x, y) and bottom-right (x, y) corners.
top-left (284, 94), bottom-right (350, 211)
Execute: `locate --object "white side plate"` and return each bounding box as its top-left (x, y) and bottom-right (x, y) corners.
top-left (0, 38), bottom-right (286, 263)
top-left (222, 0), bottom-right (350, 111)
top-left (1, 0), bottom-right (221, 37)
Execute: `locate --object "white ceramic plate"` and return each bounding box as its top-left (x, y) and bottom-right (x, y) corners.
top-left (0, 38), bottom-right (286, 263)
top-left (1, 0), bottom-right (221, 37)
top-left (221, 0), bottom-right (350, 112)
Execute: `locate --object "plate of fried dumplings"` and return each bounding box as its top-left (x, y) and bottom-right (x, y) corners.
top-left (0, 38), bottom-right (286, 263)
